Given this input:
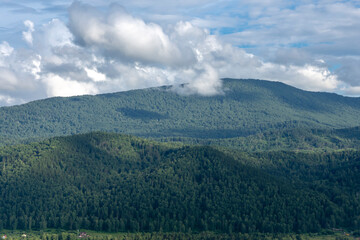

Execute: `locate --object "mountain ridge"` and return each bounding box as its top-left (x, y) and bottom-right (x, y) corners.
top-left (4, 78), bottom-right (358, 108)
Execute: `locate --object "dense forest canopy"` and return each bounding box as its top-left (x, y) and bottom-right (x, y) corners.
top-left (0, 133), bottom-right (359, 234)
top-left (1, 79), bottom-right (360, 148)
top-left (1, 79), bottom-right (360, 236)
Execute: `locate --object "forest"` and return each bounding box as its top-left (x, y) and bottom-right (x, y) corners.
top-left (1, 79), bottom-right (360, 147)
top-left (0, 132), bottom-right (359, 235)
top-left (1, 79), bottom-right (360, 238)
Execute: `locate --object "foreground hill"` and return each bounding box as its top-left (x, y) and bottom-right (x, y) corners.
top-left (1, 79), bottom-right (360, 146)
top-left (0, 132), bottom-right (358, 233)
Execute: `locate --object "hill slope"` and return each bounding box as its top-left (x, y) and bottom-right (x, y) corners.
top-left (1, 79), bottom-right (360, 146)
top-left (167, 126), bottom-right (360, 152)
top-left (0, 132), bottom-right (357, 233)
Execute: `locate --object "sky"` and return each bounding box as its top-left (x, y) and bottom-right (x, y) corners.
top-left (0, 0), bottom-right (359, 106)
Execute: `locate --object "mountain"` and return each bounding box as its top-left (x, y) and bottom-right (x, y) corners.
top-left (1, 79), bottom-right (360, 147)
top-left (0, 132), bottom-right (358, 233)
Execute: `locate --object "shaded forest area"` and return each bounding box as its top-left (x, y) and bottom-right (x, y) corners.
top-left (0, 133), bottom-right (359, 234)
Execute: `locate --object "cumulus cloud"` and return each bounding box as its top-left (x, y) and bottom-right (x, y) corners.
top-left (43, 74), bottom-right (98, 97)
top-left (289, 65), bottom-right (339, 91)
top-left (204, 42), bottom-right (340, 92)
top-left (341, 86), bottom-right (360, 96)
top-left (0, 5), bottom-right (226, 106)
top-left (219, 0), bottom-right (360, 91)
top-left (173, 65), bottom-right (222, 96)
top-left (68, 2), bottom-right (195, 66)
top-left (32, 18), bottom-right (74, 55)
top-left (1, 1), bottom-right (359, 107)
top-left (0, 41), bottom-right (13, 57)
top-left (0, 41), bottom-right (40, 94)
top-left (22, 20), bottom-right (35, 45)
top-left (260, 63), bottom-right (340, 92)
top-left (84, 67), bottom-right (106, 82)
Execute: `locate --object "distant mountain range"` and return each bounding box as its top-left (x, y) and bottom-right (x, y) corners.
top-left (1, 78), bottom-right (360, 150)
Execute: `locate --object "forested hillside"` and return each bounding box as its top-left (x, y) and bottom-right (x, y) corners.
top-left (1, 79), bottom-right (360, 236)
top-left (1, 79), bottom-right (360, 147)
top-left (159, 126), bottom-right (360, 152)
top-left (1, 132), bottom-right (359, 233)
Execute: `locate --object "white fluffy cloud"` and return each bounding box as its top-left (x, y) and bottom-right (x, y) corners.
top-left (22, 20), bottom-right (35, 45)
top-left (0, 1), bottom-right (358, 106)
top-left (43, 74), bottom-right (98, 97)
top-left (219, 1), bottom-right (360, 93)
top-left (0, 41), bottom-right (13, 57)
top-left (68, 2), bottom-right (195, 66)
top-left (84, 67), bottom-right (106, 82)
top-left (173, 65), bottom-right (222, 96)
top-left (0, 41), bottom-right (41, 96)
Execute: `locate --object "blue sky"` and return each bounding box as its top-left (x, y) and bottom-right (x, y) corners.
top-left (0, 0), bottom-right (360, 106)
